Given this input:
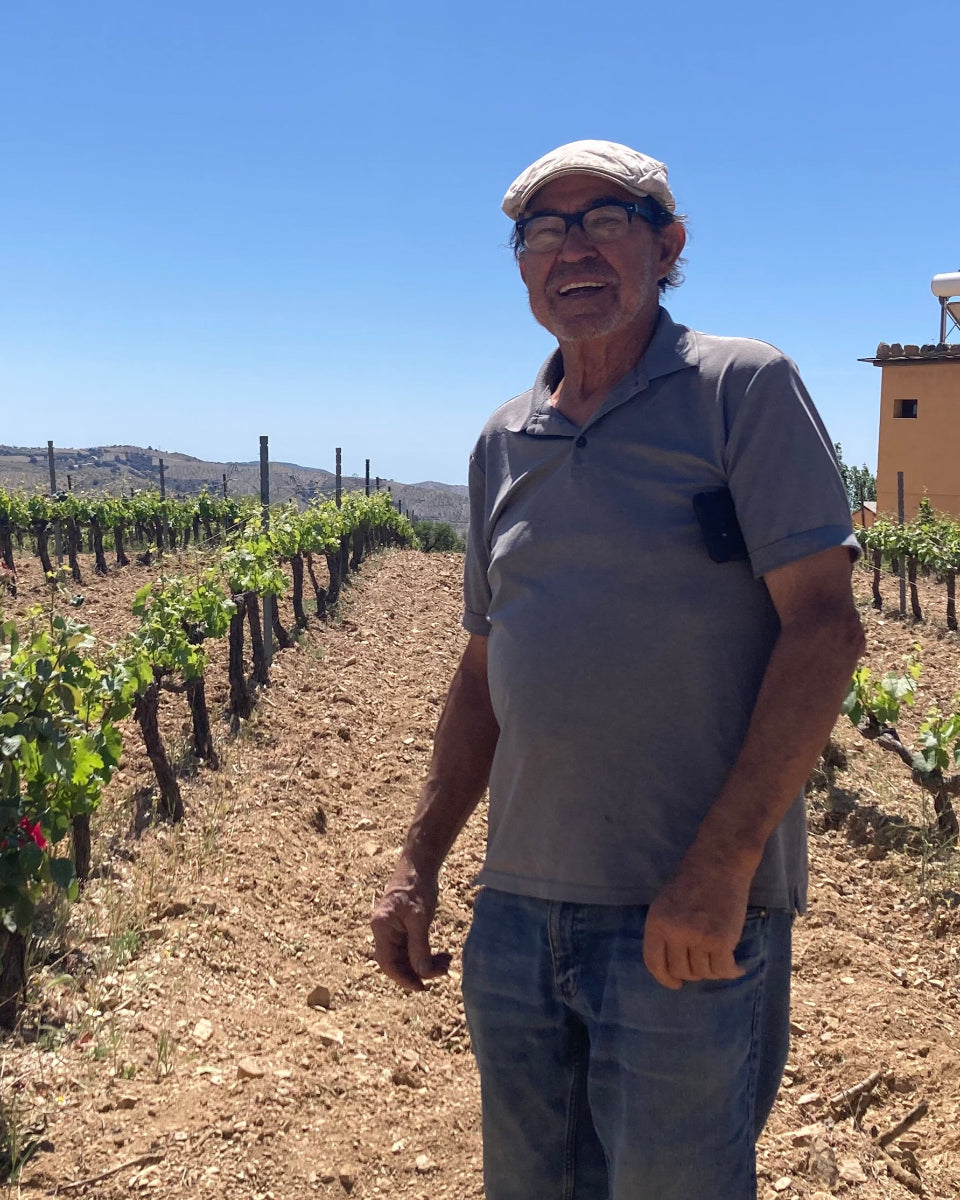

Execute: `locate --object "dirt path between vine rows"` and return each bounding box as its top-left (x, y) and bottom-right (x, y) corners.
top-left (2, 551), bottom-right (960, 1199)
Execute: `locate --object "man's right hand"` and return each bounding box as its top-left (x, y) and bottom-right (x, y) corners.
top-left (372, 861), bottom-right (452, 991)
top-left (370, 635), bottom-right (496, 991)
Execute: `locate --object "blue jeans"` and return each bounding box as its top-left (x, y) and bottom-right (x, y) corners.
top-left (461, 889), bottom-right (792, 1200)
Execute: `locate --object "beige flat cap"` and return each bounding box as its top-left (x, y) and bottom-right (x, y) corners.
top-left (502, 139), bottom-right (675, 219)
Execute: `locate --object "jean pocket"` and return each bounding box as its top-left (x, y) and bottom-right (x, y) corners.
top-left (734, 908), bottom-right (769, 969)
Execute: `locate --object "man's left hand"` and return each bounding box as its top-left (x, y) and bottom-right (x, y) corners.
top-left (642, 857), bottom-right (752, 990)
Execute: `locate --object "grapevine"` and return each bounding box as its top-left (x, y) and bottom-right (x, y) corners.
top-left (0, 609), bottom-right (146, 1025)
top-left (841, 650), bottom-right (960, 841)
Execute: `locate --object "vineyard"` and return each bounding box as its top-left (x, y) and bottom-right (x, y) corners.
top-left (0, 485), bottom-right (414, 1032)
top-left (856, 500), bottom-right (960, 629)
top-left (0, 498), bottom-right (958, 1197)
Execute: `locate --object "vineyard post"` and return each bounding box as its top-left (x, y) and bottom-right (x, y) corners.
top-left (898, 471), bottom-right (906, 619)
top-left (376, 476), bottom-right (380, 492)
top-left (47, 439), bottom-right (63, 565)
top-left (159, 458), bottom-right (169, 550)
top-left (336, 447), bottom-right (342, 509)
top-left (365, 459), bottom-right (370, 497)
top-left (222, 473), bottom-right (227, 498)
top-left (260, 434), bottom-right (273, 667)
top-left (67, 474), bottom-right (73, 491)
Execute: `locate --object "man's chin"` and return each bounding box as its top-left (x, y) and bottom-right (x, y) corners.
top-left (536, 311), bottom-right (625, 342)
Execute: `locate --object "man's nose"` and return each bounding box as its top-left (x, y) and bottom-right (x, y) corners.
top-left (557, 220), bottom-right (599, 261)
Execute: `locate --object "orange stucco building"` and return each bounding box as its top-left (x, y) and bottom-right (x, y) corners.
top-left (863, 342), bottom-right (960, 520)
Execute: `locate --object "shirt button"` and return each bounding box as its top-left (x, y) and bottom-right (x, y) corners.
top-left (575, 435), bottom-right (587, 448)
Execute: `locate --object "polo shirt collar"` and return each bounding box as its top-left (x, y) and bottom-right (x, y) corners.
top-left (505, 307), bottom-right (699, 435)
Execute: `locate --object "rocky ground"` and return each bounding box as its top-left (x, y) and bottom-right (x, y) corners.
top-left (0, 549), bottom-right (958, 1199)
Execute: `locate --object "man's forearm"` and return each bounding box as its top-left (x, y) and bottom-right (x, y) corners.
top-left (401, 635), bottom-right (499, 877)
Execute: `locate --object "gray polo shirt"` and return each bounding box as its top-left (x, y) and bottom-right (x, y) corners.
top-left (463, 309), bottom-right (857, 912)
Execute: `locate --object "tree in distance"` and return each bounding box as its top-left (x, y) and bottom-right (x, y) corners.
top-left (412, 521), bottom-right (465, 553)
top-left (835, 443), bottom-right (877, 512)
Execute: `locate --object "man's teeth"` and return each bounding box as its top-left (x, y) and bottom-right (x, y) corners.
top-left (558, 282), bottom-right (605, 295)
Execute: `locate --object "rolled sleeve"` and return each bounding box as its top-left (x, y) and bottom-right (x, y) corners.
top-left (748, 526), bottom-right (861, 579)
top-left (724, 355), bottom-right (859, 579)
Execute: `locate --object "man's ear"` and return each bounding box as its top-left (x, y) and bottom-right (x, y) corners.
top-left (659, 221), bottom-right (686, 276)
top-left (518, 252), bottom-right (528, 286)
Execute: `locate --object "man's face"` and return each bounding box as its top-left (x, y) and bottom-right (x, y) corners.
top-left (517, 174), bottom-right (685, 345)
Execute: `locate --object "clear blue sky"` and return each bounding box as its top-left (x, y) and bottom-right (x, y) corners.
top-left (1, 1), bottom-right (955, 485)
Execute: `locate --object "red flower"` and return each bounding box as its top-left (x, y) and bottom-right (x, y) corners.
top-left (18, 817), bottom-right (47, 851)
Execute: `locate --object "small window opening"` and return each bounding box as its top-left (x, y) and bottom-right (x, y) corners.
top-left (894, 399), bottom-right (918, 419)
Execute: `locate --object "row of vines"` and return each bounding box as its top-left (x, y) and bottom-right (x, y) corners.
top-left (0, 488), bottom-right (414, 1028)
top-left (2, 487), bottom-right (258, 586)
top-left (856, 499), bottom-right (960, 627)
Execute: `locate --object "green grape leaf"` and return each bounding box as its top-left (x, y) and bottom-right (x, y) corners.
top-left (49, 857), bottom-right (76, 892)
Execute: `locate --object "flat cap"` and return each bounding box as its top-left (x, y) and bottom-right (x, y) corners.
top-left (502, 139), bottom-right (675, 219)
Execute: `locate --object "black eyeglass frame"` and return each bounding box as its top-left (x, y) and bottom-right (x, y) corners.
top-left (513, 196), bottom-right (670, 254)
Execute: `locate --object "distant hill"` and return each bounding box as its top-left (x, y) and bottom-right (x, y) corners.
top-left (412, 481), bottom-right (470, 494)
top-left (0, 443), bottom-right (470, 532)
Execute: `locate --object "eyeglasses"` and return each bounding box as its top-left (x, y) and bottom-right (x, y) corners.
top-left (515, 199), bottom-right (660, 254)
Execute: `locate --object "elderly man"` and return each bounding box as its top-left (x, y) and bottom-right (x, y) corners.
top-left (372, 140), bottom-right (864, 1199)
